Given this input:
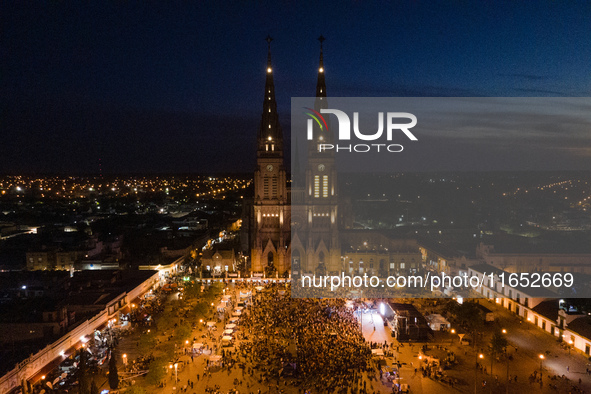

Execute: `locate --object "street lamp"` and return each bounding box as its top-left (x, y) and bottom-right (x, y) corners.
top-left (122, 353), bottom-right (127, 365)
top-left (539, 354), bottom-right (545, 382)
top-left (569, 340), bottom-right (574, 355)
top-left (174, 363), bottom-right (178, 382)
top-left (475, 353), bottom-right (484, 394)
top-left (502, 329), bottom-right (507, 334)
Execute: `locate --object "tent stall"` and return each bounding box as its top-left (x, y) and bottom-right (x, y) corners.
top-left (209, 355), bottom-right (223, 366)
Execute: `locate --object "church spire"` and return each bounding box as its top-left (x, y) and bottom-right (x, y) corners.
top-left (315, 35), bottom-right (327, 101)
top-left (258, 35), bottom-right (283, 156)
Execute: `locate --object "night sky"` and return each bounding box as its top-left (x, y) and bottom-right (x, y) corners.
top-left (1, 1), bottom-right (590, 174)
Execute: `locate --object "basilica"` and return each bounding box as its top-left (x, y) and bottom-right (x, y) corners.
top-left (245, 36), bottom-right (422, 279)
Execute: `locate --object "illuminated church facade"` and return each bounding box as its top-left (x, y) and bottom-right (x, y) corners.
top-left (248, 37), bottom-right (422, 278)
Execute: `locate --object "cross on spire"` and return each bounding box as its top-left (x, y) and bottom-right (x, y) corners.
top-left (266, 35), bottom-right (273, 67)
top-left (315, 35), bottom-right (327, 103)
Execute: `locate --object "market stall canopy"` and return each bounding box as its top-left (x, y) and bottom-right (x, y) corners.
top-left (225, 323), bottom-right (237, 329)
top-left (222, 335), bottom-right (233, 341)
top-left (232, 311), bottom-right (242, 316)
top-left (192, 342), bottom-right (204, 349)
top-left (206, 321), bottom-right (216, 327)
top-left (223, 329), bottom-right (233, 335)
top-left (229, 317), bottom-right (239, 323)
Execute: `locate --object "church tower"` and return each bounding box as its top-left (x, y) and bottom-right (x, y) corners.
top-left (251, 36), bottom-right (290, 276)
top-left (291, 36), bottom-right (341, 276)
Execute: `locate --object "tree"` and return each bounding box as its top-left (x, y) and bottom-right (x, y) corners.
top-left (138, 331), bottom-right (157, 354)
top-left (175, 322), bottom-right (192, 344)
top-left (145, 358), bottom-right (167, 386)
top-left (126, 386), bottom-right (147, 394)
top-left (108, 349), bottom-right (119, 389)
top-left (489, 329), bottom-right (508, 376)
top-left (452, 302), bottom-right (484, 347)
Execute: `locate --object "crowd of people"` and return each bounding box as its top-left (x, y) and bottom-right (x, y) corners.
top-left (216, 282), bottom-right (382, 393)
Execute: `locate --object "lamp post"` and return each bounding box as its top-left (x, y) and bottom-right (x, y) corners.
top-left (505, 346), bottom-right (509, 394)
top-left (475, 353), bottom-right (484, 394)
top-left (539, 354), bottom-right (544, 383)
top-left (122, 353), bottom-right (127, 366)
top-left (174, 363), bottom-right (178, 383)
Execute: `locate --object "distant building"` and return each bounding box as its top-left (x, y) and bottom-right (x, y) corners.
top-left (201, 249), bottom-right (236, 276)
top-left (0, 269), bottom-right (159, 393)
top-left (477, 239), bottom-right (591, 274)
